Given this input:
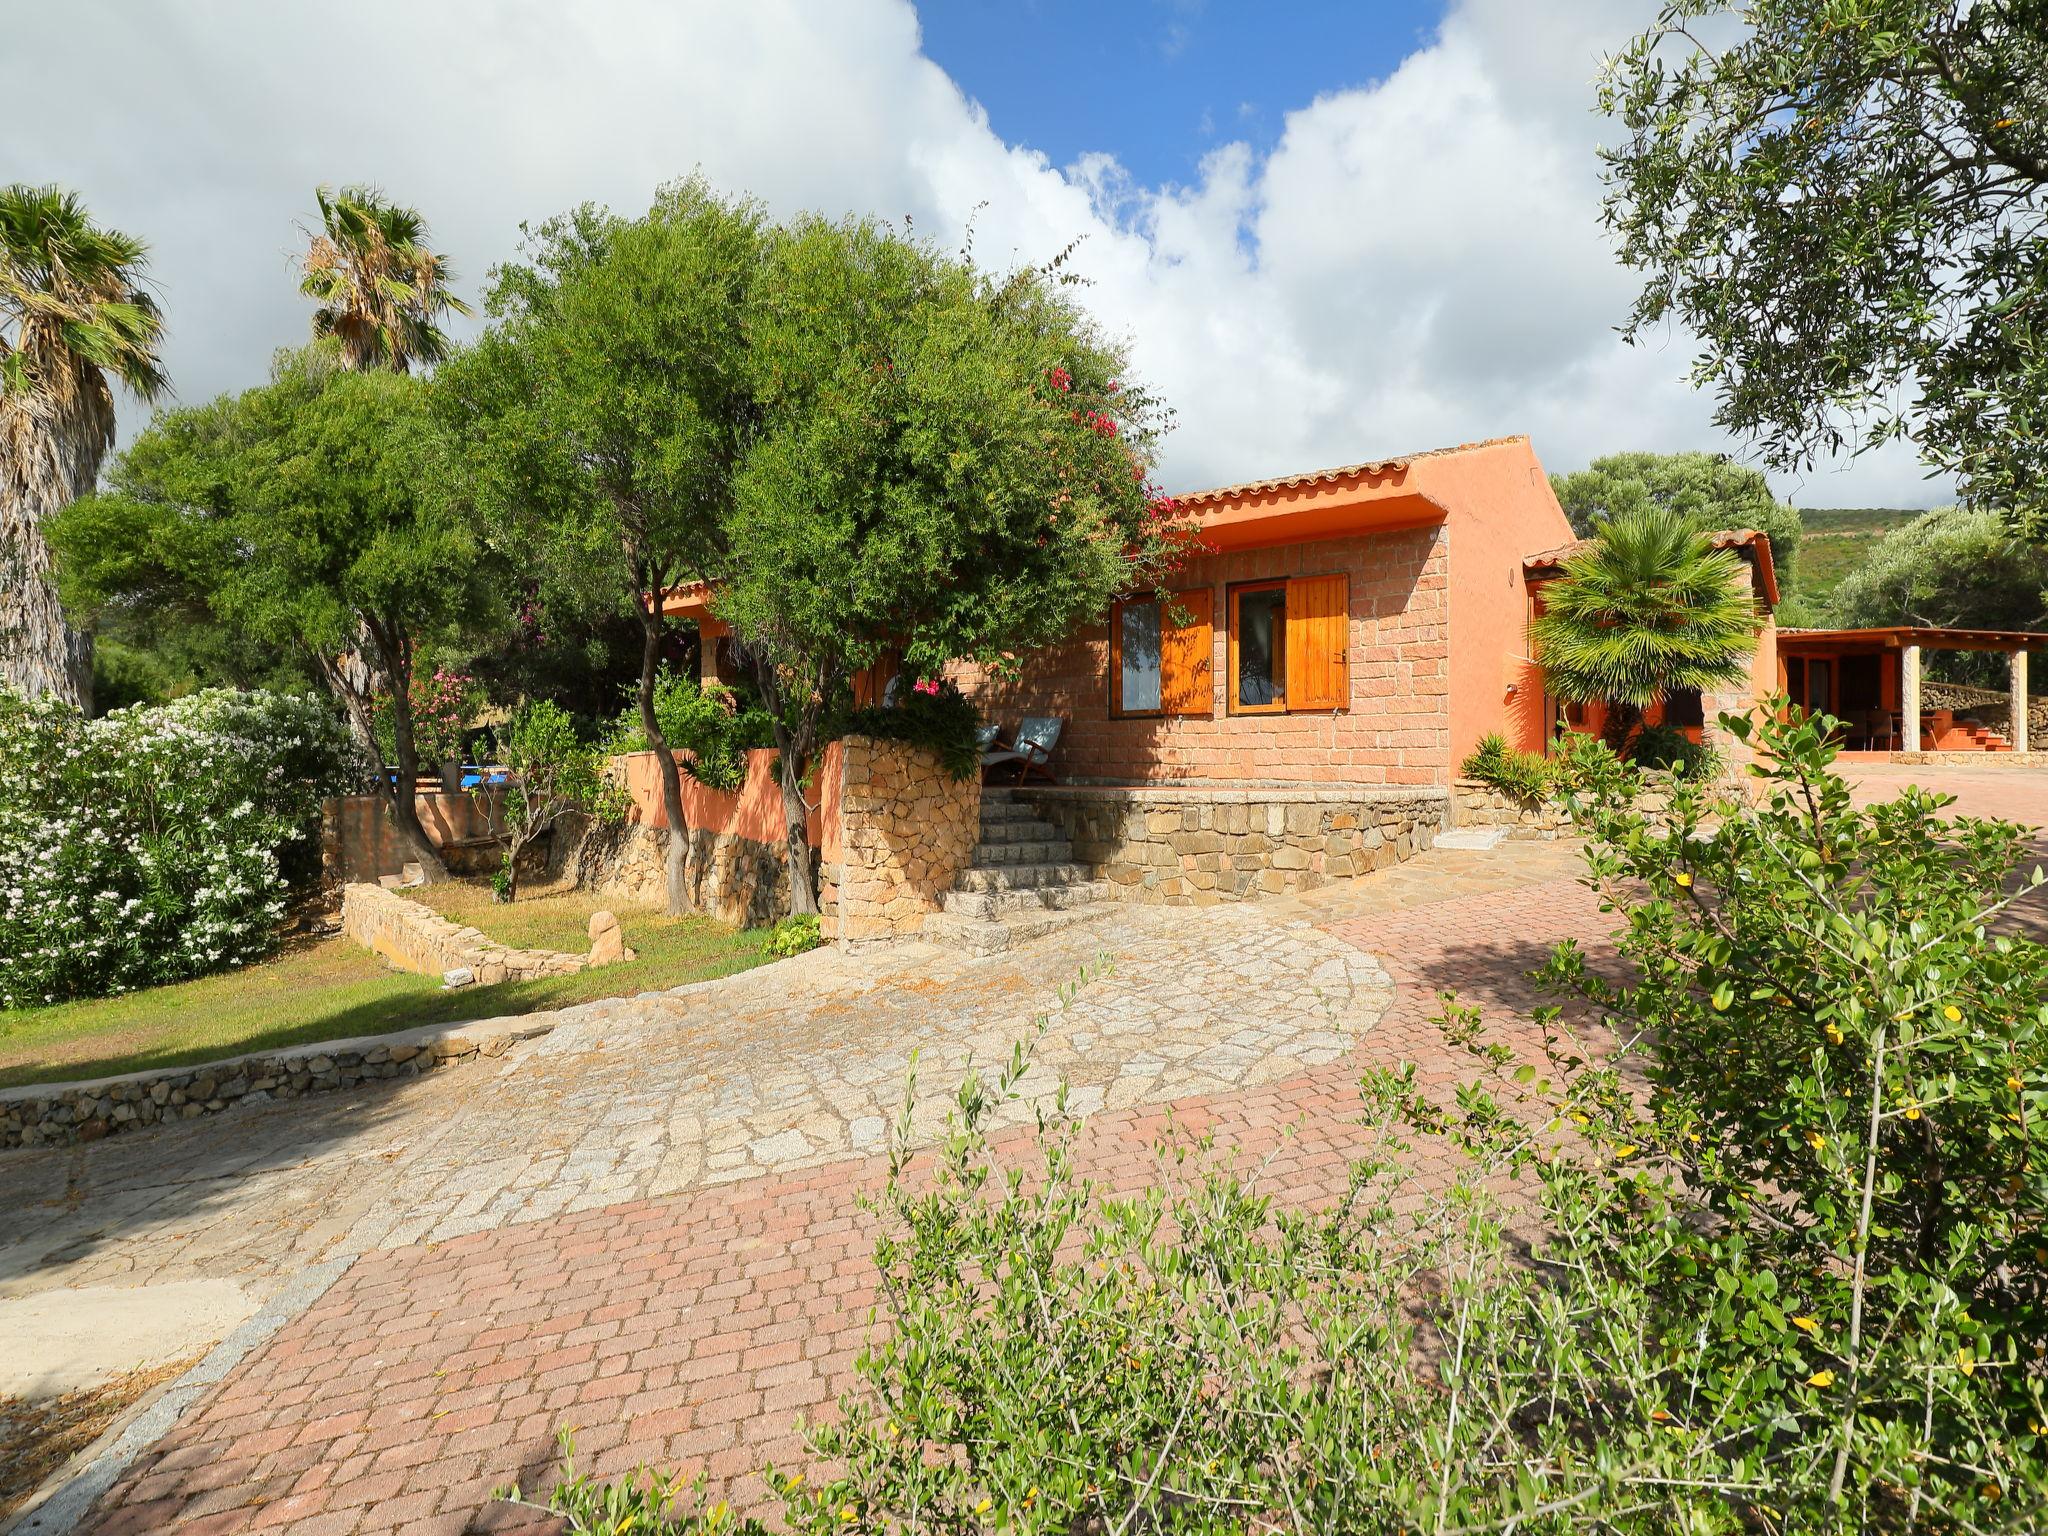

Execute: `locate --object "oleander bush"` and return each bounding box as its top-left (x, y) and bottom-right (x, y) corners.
top-left (542, 708), bottom-right (2046, 1532)
top-left (0, 688), bottom-right (354, 1008)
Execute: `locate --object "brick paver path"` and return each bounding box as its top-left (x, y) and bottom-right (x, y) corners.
top-left (66, 840), bottom-right (1609, 1535)
top-left (54, 761), bottom-right (2048, 1535)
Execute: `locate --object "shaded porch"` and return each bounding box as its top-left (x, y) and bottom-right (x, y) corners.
top-left (1777, 627), bottom-right (2044, 755)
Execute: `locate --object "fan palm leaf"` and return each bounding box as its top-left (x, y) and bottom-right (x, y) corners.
top-left (298, 184), bottom-right (472, 373)
top-left (1531, 510), bottom-right (1758, 709)
top-left (0, 184), bottom-right (166, 706)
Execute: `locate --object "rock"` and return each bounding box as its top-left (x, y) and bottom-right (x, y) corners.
top-left (587, 911), bottom-right (629, 966)
top-left (399, 861), bottom-right (425, 887)
top-left (442, 966), bottom-right (476, 989)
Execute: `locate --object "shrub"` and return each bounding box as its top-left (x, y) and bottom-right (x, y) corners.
top-left (609, 670), bottom-right (775, 793)
top-left (763, 913), bottom-right (821, 959)
top-left (1460, 730), bottom-right (1556, 802)
top-left (1621, 719), bottom-right (1721, 778)
top-left (0, 689), bottom-right (354, 1008)
top-left (484, 701), bottom-right (609, 901)
top-left (838, 677), bottom-right (982, 782)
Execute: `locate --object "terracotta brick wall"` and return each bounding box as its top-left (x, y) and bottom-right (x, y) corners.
top-left (954, 525), bottom-right (1450, 786)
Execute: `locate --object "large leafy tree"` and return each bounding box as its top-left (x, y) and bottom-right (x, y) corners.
top-left (719, 214), bottom-right (1185, 912)
top-left (298, 184), bottom-right (472, 374)
top-left (439, 179), bottom-right (765, 915)
top-left (0, 185), bottom-right (167, 708)
top-left (1531, 509), bottom-right (1758, 741)
top-left (1552, 451), bottom-right (1802, 607)
top-left (1600, 2), bottom-right (2048, 534)
top-left (51, 352), bottom-right (497, 880)
top-left (1830, 506), bottom-right (2048, 686)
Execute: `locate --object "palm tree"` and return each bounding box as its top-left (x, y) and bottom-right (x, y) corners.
top-left (297, 185), bottom-right (471, 373)
top-left (1531, 509), bottom-right (1758, 743)
top-left (0, 185), bottom-right (167, 708)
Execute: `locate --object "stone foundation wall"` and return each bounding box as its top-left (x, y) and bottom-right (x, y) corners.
top-left (824, 736), bottom-right (981, 942)
top-left (1018, 784), bottom-right (1447, 904)
top-left (572, 820), bottom-right (795, 927)
top-left (342, 883), bottom-right (601, 984)
top-left (1450, 779), bottom-right (1575, 840)
top-left (1, 1016), bottom-right (556, 1150)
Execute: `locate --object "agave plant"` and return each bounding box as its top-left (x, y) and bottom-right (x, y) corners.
top-left (0, 184), bottom-right (167, 708)
top-left (298, 184), bottom-right (471, 373)
top-left (1531, 508), bottom-right (1757, 721)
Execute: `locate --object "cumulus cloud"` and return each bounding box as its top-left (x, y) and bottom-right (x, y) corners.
top-left (2, 0), bottom-right (1948, 506)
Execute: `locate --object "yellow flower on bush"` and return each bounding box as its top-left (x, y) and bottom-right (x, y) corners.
top-left (1806, 1130), bottom-right (1826, 1151)
top-left (974, 1497), bottom-right (993, 1516)
top-left (1614, 1144), bottom-right (1638, 1159)
top-left (1791, 1315), bottom-right (1819, 1333)
top-left (1809, 1369), bottom-right (1835, 1388)
top-left (1944, 1004), bottom-right (1962, 1022)
top-left (2009, 1075), bottom-right (2025, 1092)
top-left (839, 1508), bottom-right (857, 1525)
top-left (1824, 1023), bottom-right (1844, 1045)
top-left (1675, 871), bottom-right (1693, 887)
top-left (1958, 1349), bottom-right (1976, 1377)
top-left (1904, 1104), bottom-right (1921, 1121)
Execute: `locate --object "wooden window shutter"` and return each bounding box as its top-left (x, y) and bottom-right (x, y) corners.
top-left (1284, 574), bottom-right (1349, 711)
top-left (1161, 588), bottom-right (1214, 716)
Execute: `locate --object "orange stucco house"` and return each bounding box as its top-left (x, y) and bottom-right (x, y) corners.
top-left (956, 435), bottom-right (1576, 786)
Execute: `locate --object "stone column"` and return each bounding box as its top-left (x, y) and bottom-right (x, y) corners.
top-left (1901, 644), bottom-right (1922, 753)
top-left (2012, 648), bottom-right (2030, 753)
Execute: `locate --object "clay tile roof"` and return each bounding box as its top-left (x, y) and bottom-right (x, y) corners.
top-left (1174, 434), bottom-right (1531, 508)
top-left (1522, 526), bottom-right (1768, 570)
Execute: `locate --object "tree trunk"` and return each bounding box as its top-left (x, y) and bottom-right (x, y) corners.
top-left (0, 393), bottom-right (99, 710)
top-left (383, 659), bottom-right (450, 884)
top-left (316, 647), bottom-right (448, 885)
top-left (634, 596), bottom-right (692, 916)
top-left (748, 649), bottom-right (820, 916)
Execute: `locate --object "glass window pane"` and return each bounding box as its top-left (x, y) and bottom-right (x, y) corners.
top-left (1120, 601), bottom-right (1162, 712)
top-left (1237, 589), bottom-right (1286, 706)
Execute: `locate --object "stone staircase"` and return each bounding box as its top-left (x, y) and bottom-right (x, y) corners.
top-left (921, 788), bottom-right (1115, 954)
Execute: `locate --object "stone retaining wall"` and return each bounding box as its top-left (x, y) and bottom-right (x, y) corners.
top-left (1450, 778), bottom-right (1575, 840)
top-left (341, 883), bottom-right (607, 985)
top-left (0, 1016), bottom-right (556, 1150)
top-left (1018, 784), bottom-right (1447, 904)
top-left (573, 820), bottom-right (794, 928)
top-left (823, 736), bottom-right (981, 942)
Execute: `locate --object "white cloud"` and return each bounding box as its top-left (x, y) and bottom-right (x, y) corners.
top-left (1, 0), bottom-right (1951, 508)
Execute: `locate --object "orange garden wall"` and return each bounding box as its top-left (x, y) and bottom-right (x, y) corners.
top-left (614, 745), bottom-right (840, 856)
top-left (954, 525), bottom-right (1451, 786)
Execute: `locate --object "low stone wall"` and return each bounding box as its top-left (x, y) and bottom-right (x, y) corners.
top-left (1018, 784), bottom-right (1447, 904)
top-left (1, 1015), bottom-right (558, 1150)
top-left (824, 736), bottom-right (981, 942)
top-left (341, 883), bottom-right (619, 985)
top-left (1451, 778), bottom-right (1575, 840)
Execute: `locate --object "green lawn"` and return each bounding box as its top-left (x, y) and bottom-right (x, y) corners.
top-left (0, 885), bottom-right (772, 1090)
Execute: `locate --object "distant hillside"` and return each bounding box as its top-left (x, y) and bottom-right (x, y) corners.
top-left (1792, 506), bottom-right (1928, 614)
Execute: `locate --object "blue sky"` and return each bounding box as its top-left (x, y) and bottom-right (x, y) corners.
top-left (917, 1), bottom-right (1447, 188)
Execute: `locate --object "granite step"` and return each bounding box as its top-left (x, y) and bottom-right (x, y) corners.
top-left (978, 816), bottom-right (1066, 844)
top-left (940, 880), bottom-right (1111, 919)
top-left (969, 839), bottom-right (1073, 867)
top-left (954, 862), bottom-right (1094, 893)
top-left (921, 903), bottom-right (1112, 956)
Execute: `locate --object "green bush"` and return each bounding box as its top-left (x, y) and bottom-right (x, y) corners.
top-left (838, 678), bottom-right (982, 781)
top-left (0, 689), bottom-right (354, 1008)
top-left (764, 913), bottom-right (821, 959)
top-left (1622, 719), bottom-right (1721, 778)
top-left (1460, 731), bottom-right (1556, 802)
top-left (609, 669), bottom-right (776, 793)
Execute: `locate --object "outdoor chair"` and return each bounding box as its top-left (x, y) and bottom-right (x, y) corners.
top-left (981, 716), bottom-right (1064, 783)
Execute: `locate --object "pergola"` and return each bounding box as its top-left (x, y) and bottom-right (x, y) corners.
top-left (1776, 626), bottom-right (2045, 753)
